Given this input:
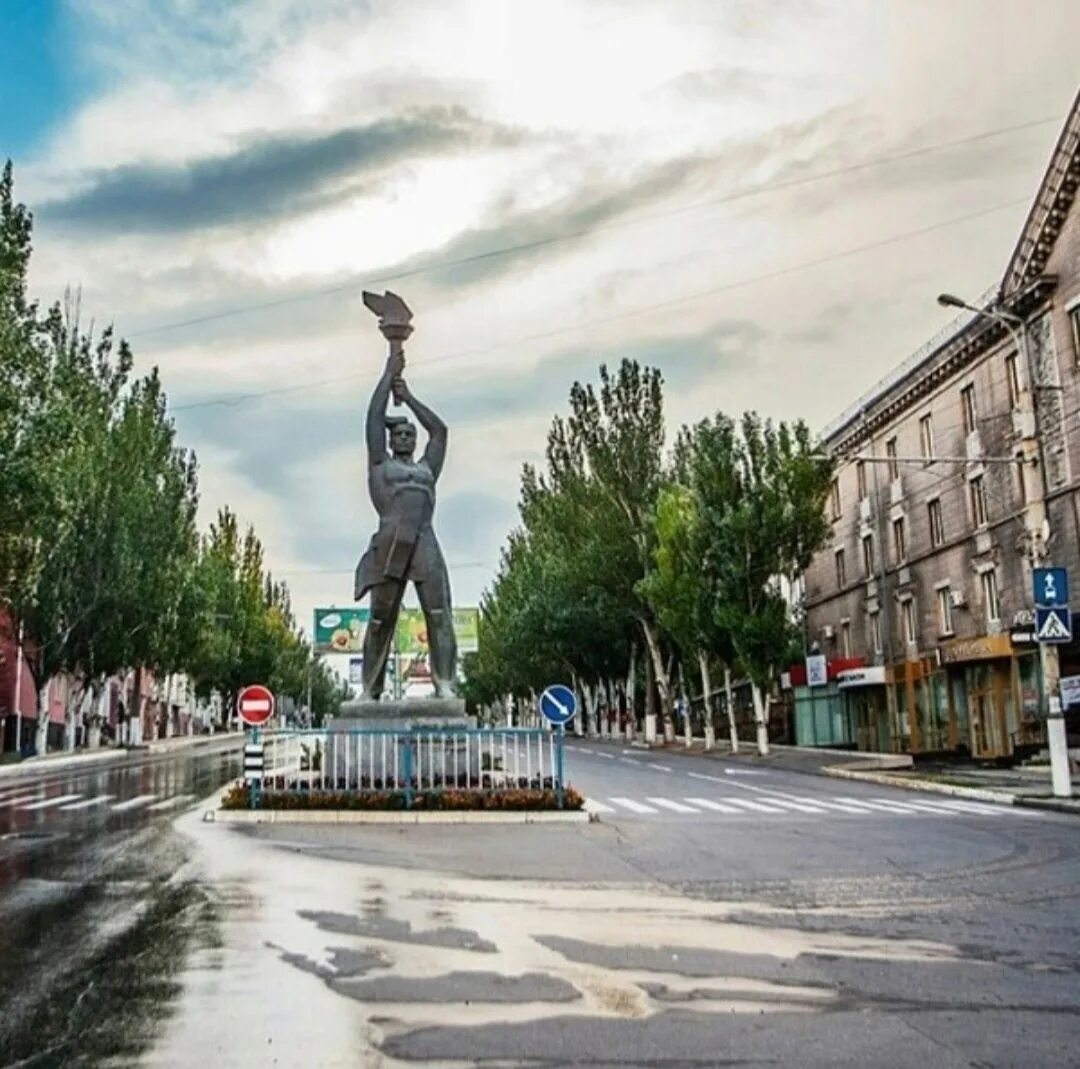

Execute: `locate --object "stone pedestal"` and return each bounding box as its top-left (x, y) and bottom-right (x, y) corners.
top-left (332, 697), bottom-right (471, 732)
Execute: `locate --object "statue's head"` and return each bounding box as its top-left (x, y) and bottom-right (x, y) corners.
top-left (387, 416), bottom-right (417, 459)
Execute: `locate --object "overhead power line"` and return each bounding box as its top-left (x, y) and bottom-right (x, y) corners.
top-left (171, 194), bottom-right (1029, 413)
top-left (129, 113), bottom-right (1060, 341)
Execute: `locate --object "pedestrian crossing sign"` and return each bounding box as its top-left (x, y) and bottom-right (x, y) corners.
top-left (1035, 606), bottom-right (1072, 644)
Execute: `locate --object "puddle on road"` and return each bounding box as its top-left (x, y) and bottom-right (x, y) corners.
top-left (144, 799), bottom-right (972, 1068)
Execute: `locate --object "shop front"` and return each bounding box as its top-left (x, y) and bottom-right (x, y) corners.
top-left (836, 666), bottom-right (890, 752)
top-left (936, 633), bottom-right (1044, 760)
top-left (785, 657), bottom-right (867, 749)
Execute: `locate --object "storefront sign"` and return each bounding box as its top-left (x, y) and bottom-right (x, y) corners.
top-left (1061, 675), bottom-right (1080, 709)
top-left (939, 633), bottom-right (1014, 664)
top-left (805, 654), bottom-right (828, 687)
top-left (836, 666), bottom-right (887, 689)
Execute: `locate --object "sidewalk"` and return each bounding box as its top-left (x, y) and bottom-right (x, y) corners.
top-left (575, 731), bottom-right (1080, 815)
top-left (0, 731), bottom-right (245, 780)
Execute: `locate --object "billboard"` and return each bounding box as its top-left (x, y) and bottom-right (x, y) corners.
top-left (313, 606), bottom-right (479, 655)
top-left (313, 607), bottom-right (370, 653)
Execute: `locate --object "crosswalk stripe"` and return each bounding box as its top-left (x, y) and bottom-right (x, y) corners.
top-left (683, 797), bottom-right (743, 813)
top-left (805, 797), bottom-right (878, 813)
top-left (584, 798), bottom-right (616, 814)
top-left (718, 797), bottom-right (787, 814)
top-left (868, 796), bottom-right (965, 815)
top-left (930, 799), bottom-right (1007, 816)
top-left (59, 795), bottom-right (115, 811)
top-left (111, 794), bottom-right (158, 812)
top-left (609, 797), bottom-right (659, 814)
top-left (19, 794), bottom-right (82, 811)
top-left (0, 793), bottom-right (44, 808)
top-left (758, 798), bottom-right (828, 814)
top-left (646, 797), bottom-right (699, 813)
top-left (147, 794), bottom-right (196, 813)
top-left (838, 798), bottom-right (919, 815)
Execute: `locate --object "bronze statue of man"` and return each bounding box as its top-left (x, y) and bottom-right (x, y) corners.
top-left (354, 293), bottom-right (457, 699)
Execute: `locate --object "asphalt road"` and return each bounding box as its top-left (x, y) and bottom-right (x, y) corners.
top-left (0, 738), bottom-right (243, 1068)
top-left (140, 738), bottom-right (1080, 1069)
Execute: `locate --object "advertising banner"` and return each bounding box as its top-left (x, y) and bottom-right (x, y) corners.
top-left (314, 606), bottom-right (479, 655)
top-left (313, 607), bottom-right (370, 653)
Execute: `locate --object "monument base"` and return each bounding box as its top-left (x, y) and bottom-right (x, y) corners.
top-left (331, 697), bottom-right (471, 732)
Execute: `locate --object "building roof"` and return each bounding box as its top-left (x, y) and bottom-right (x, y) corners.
top-left (820, 89), bottom-right (1080, 449)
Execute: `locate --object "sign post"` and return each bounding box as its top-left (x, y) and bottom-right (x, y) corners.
top-left (238, 685), bottom-right (275, 810)
top-left (1033, 567), bottom-right (1072, 799)
top-left (539, 685), bottom-right (577, 810)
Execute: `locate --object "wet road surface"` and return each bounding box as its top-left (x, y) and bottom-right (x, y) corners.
top-left (137, 741), bottom-right (1080, 1068)
top-left (0, 738), bottom-right (243, 1068)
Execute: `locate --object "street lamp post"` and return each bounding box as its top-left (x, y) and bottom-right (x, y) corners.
top-left (937, 293), bottom-right (1071, 797)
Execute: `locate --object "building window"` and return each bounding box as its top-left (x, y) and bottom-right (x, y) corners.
top-left (937, 586), bottom-right (954, 635)
top-left (1005, 352), bottom-right (1022, 408)
top-left (886, 437), bottom-right (898, 481)
top-left (862, 532), bottom-right (875, 576)
top-left (928, 498), bottom-right (945, 547)
top-left (856, 460), bottom-right (867, 501)
top-left (970, 475), bottom-right (988, 527)
top-left (869, 610), bottom-right (882, 654)
top-left (892, 515), bottom-right (907, 563)
top-left (900, 597), bottom-right (917, 646)
top-left (982, 569), bottom-right (1001, 625)
top-left (961, 384), bottom-right (978, 434)
top-left (1071, 305), bottom-right (1080, 366)
top-left (840, 621), bottom-right (852, 658)
top-left (835, 547), bottom-right (847, 588)
top-left (831, 478), bottom-right (841, 520)
top-left (919, 413), bottom-right (935, 461)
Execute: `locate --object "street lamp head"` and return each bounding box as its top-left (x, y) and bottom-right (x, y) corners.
top-left (937, 293), bottom-right (968, 309)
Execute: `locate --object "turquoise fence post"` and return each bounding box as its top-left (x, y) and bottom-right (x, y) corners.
top-left (403, 731), bottom-right (414, 810)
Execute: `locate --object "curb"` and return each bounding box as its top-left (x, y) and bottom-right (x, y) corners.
top-left (823, 766), bottom-right (1017, 805)
top-left (1013, 796), bottom-right (1080, 816)
top-left (0, 733), bottom-right (245, 780)
top-left (206, 807), bottom-right (593, 825)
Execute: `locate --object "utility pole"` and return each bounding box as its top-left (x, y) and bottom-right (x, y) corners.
top-left (938, 293), bottom-right (1071, 797)
top-left (12, 619), bottom-right (25, 755)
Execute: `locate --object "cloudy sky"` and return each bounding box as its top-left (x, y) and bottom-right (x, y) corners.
top-left (3, 0), bottom-right (1079, 660)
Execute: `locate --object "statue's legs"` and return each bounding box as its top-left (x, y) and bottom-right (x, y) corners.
top-left (362, 580), bottom-right (405, 699)
top-left (416, 567), bottom-right (457, 698)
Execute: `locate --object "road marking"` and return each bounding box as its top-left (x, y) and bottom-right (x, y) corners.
top-left (147, 794), bottom-right (196, 812)
top-left (718, 797), bottom-right (787, 814)
top-left (647, 763), bottom-right (673, 773)
top-left (723, 769), bottom-right (766, 776)
top-left (111, 794), bottom-right (159, 812)
top-left (683, 797), bottom-right (742, 813)
top-left (802, 797), bottom-right (878, 814)
top-left (757, 797), bottom-right (828, 814)
top-left (619, 758), bottom-right (639, 765)
top-left (0, 793), bottom-right (44, 807)
top-left (59, 795), bottom-right (115, 811)
top-left (583, 798), bottom-right (616, 814)
top-left (592, 752), bottom-right (615, 760)
top-left (930, 799), bottom-right (1008, 816)
top-left (686, 771), bottom-right (723, 782)
top-left (609, 797), bottom-right (659, 814)
top-left (868, 796), bottom-right (967, 815)
top-left (837, 798), bottom-right (918, 815)
top-left (646, 797), bottom-right (699, 813)
top-left (19, 794), bottom-right (82, 811)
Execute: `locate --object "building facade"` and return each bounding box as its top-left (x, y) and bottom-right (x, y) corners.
top-left (802, 94), bottom-right (1080, 759)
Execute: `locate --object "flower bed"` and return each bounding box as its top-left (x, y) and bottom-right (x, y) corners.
top-left (221, 782), bottom-right (584, 812)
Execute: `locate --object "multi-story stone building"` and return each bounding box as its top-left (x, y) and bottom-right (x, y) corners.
top-left (800, 93), bottom-right (1080, 760)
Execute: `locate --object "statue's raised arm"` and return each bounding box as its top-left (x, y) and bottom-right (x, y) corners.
top-left (366, 351), bottom-right (401, 466)
top-left (395, 379), bottom-right (447, 480)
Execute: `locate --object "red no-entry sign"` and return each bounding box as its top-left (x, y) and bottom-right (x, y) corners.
top-left (237, 684), bottom-right (275, 727)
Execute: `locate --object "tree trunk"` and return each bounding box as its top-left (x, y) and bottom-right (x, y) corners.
top-left (724, 665), bottom-right (739, 754)
top-left (751, 680), bottom-right (770, 756)
top-left (640, 619), bottom-right (673, 745)
top-left (625, 645), bottom-right (636, 741)
top-left (699, 652), bottom-right (715, 751)
top-left (584, 684), bottom-right (598, 737)
top-left (64, 682), bottom-right (92, 752)
top-left (34, 682), bottom-right (51, 755)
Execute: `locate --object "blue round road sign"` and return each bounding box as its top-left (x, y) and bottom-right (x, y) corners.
top-left (539, 684), bottom-right (577, 726)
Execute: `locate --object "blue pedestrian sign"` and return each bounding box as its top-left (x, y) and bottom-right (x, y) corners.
top-left (1035, 606), bottom-right (1072, 644)
top-left (1034, 567), bottom-right (1069, 608)
top-left (539, 684), bottom-right (577, 727)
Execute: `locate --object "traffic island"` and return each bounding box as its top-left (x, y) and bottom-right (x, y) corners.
top-left (210, 782), bottom-right (593, 824)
